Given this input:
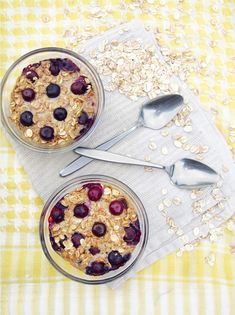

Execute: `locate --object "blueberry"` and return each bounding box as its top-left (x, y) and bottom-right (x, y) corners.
top-left (50, 234), bottom-right (61, 251)
top-left (86, 261), bottom-right (109, 276)
top-left (89, 246), bottom-right (100, 255)
top-left (92, 222), bottom-right (106, 237)
top-left (25, 70), bottom-right (39, 82)
top-left (83, 183), bottom-right (102, 189)
top-left (88, 185), bottom-right (103, 201)
top-left (21, 88), bottom-right (35, 102)
top-left (54, 201), bottom-right (67, 211)
top-left (49, 59), bottom-right (60, 76)
top-left (123, 223), bottom-right (141, 246)
top-left (109, 200), bottom-right (126, 216)
top-left (39, 126), bottom-right (54, 141)
top-left (123, 226), bottom-right (136, 242)
top-left (123, 253), bottom-right (131, 262)
top-left (74, 203), bottom-right (89, 218)
top-left (78, 111), bottom-right (89, 125)
top-left (22, 62), bottom-right (40, 75)
top-left (71, 232), bottom-right (84, 248)
top-left (53, 107), bottom-right (67, 121)
top-left (20, 111), bottom-right (33, 126)
top-left (59, 235), bottom-right (67, 249)
top-left (77, 117), bottom-right (94, 138)
top-left (108, 251), bottom-right (123, 267)
top-left (50, 206), bottom-right (65, 223)
top-left (71, 77), bottom-right (87, 95)
top-left (46, 83), bottom-right (60, 98)
top-left (61, 58), bottom-right (79, 72)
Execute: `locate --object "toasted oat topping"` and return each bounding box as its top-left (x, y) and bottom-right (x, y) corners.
top-left (48, 182), bottom-right (141, 276)
top-left (10, 58), bottom-right (97, 146)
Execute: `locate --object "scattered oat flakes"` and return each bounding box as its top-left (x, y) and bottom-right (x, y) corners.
top-left (222, 164), bottom-right (229, 172)
top-left (160, 129), bottom-right (169, 137)
top-left (149, 141), bottom-right (157, 151)
top-left (172, 197), bottom-right (182, 205)
top-left (144, 166), bottom-right (153, 172)
top-left (176, 249), bottom-right (183, 257)
top-left (145, 155), bottom-right (151, 162)
top-left (158, 203), bottom-right (165, 211)
top-left (183, 125), bottom-right (192, 132)
top-left (184, 243), bottom-right (194, 251)
top-left (174, 140), bottom-right (182, 148)
top-left (161, 188), bottom-right (168, 195)
top-left (193, 227), bottom-right (200, 236)
top-left (161, 146), bottom-right (168, 155)
top-left (163, 198), bottom-right (172, 207)
top-left (205, 253), bottom-right (216, 267)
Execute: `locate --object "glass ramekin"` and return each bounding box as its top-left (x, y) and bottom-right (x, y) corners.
top-left (39, 175), bottom-right (149, 285)
top-left (0, 47), bottom-right (105, 153)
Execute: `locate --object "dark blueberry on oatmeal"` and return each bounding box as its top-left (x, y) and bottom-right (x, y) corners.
top-left (78, 111), bottom-right (89, 125)
top-left (61, 58), bottom-right (80, 72)
top-left (39, 126), bottom-right (54, 141)
top-left (92, 222), bottom-right (106, 237)
top-left (86, 261), bottom-right (109, 276)
top-left (21, 88), bottom-right (35, 102)
top-left (89, 246), bottom-right (100, 255)
top-left (50, 234), bottom-right (61, 251)
top-left (71, 76), bottom-right (88, 95)
top-left (71, 232), bottom-right (84, 248)
top-left (59, 236), bottom-right (67, 249)
top-left (53, 107), bottom-right (67, 121)
top-left (25, 70), bottom-right (39, 82)
top-left (88, 185), bottom-right (103, 201)
top-left (109, 199), bottom-right (127, 216)
top-left (123, 253), bottom-right (131, 262)
top-left (108, 250), bottom-right (123, 267)
top-left (20, 111), bottom-right (33, 126)
top-left (86, 118), bottom-right (94, 129)
top-left (123, 223), bottom-right (141, 246)
top-left (83, 183), bottom-right (102, 189)
top-left (74, 203), bottom-right (89, 218)
top-left (49, 59), bottom-right (60, 76)
top-left (22, 63), bottom-right (40, 75)
top-left (54, 201), bottom-right (67, 211)
top-left (46, 83), bottom-right (60, 98)
top-left (49, 206), bottom-right (65, 224)
top-left (132, 219), bottom-right (140, 230)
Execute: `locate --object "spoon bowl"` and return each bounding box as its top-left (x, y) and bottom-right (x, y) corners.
top-left (165, 158), bottom-right (219, 189)
top-left (140, 94), bottom-right (183, 129)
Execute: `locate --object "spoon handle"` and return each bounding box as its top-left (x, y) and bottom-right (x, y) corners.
top-left (60, 124), bottom-right (139, 177)
top-left (74, 148), bottom-right (165, 170)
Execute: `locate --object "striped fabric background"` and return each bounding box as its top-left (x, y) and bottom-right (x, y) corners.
top-left (0, 0), bottom-right (235, 314)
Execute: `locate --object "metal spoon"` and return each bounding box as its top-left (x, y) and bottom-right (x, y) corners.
top-left (60, 94), bottom-right (184, 177)
top-left (74, 148), bottom-right (219, 189)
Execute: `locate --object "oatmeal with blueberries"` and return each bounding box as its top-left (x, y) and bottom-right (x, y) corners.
top-left (10, 58), bottom-right (97, 145)
top-left (48, 182), bottom-right (141, 276)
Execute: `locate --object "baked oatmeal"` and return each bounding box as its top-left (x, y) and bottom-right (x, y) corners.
top-left (10, 58), bottom-right (97, 146)
top-left (48, 182), bottom-right (141, 276)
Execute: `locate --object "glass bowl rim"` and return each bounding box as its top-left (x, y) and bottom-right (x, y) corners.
top-left (0, 47), bottom-right (105, 153)
top-left (39, 174), bottom-right (149, 285)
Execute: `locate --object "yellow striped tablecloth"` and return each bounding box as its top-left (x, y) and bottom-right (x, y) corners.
top-left (0, 1), bottom-right (235, 314)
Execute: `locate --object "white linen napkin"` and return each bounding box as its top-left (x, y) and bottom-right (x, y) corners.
top-left (4, 21), bottom-right (235, 288)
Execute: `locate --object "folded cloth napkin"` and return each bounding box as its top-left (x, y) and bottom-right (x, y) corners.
top-left (3, 20), bottom-right (235, 288)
